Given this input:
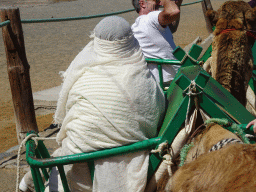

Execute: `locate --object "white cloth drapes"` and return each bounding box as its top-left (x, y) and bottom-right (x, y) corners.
top-left (51, 33), bottom-right (165, 191)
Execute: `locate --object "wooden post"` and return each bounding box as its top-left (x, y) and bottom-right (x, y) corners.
top-left (201, 0), bottom-right (213, 34)
top-left (0, 8), bottom-right (38, 143)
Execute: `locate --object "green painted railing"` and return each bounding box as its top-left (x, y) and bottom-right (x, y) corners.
top-left (182, 0), bottom-right (204, 6)
top-left (0, 20), bottom-right (10, 27)
top-left (21, 8), bottom-right (135, 24)
top-left (0, 0), bottom-right (205, 26)
top-left (26, 136), bottom-right (162, 168)
top-left (145, 58), bottom-right (181, 65)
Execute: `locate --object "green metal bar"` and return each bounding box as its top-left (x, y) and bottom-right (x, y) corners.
top-left (148, 95), bottom-right (194, 179)
top-left (147, 151), bottom-right (162, 182)
top-left (172, 45), bottom-right (203, 68)
top-left (0, 20), bottom-right (10, 27)
top-left (188, 44), bottom-right (203, 61)
top-left (26, 137), bottom-right (161, 168)
top-left (37, 140), bottom-right (51, 158)
top-left (182, 0), bottom-right (204, 6)
top-left (37, 141), bottom-right (51, 180)
top-left (35, 168), bottom-right (45, 192)
top-left (145, 58), bottom-right (181, 65)
top-left (249, 76), bottom-right (256, 94)
top-left (171, 46), bottom-right (186, 63)
top-left (35, 148), bottom-right (50, 181)
top-left (252, 42), bottom-right (256, 66)
top-left (21, 8), bottom-right (135, 23)
top-left (158, 64), bottom-right (164, 90)
top-left (194, 72), bottom-right (210, 89)
top-left (160, 96), bottom-right (194, 141)
top-left (198, 93), bottom-right (236, 123)
top-left (30, 167), bottom-right (42, 192)
top-left (172, 47), bottom-right (195, 67)
top-left (57, 165), bottom-right (70, 192)
top-left (239, 124), bottom-right (254, 135)
top-left (175, 73), bottom-right (192, 92)
top-left (199, 44), bottom-right (212, 63)
top-left (18, 1), bottom-right (202, 24)
top-left (31, 168), bottom-right (45, 192)
top-left (177, 65), bottom-right (254, 124)
top-left (88, 161), bottom-right (95, 181)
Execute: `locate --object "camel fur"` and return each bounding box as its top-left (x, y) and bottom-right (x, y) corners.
top-left (202, 0), bottom-right (256, 108)
top-left (164, 123), bottom-right (256, 192)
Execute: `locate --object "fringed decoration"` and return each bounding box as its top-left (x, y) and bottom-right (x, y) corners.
top-left (179, 142), bottom-right (194, 167)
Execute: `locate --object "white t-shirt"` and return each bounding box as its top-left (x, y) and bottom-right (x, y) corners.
top-left (132, 11), bottom-right (180, 83)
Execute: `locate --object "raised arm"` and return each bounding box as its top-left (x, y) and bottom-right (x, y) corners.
top-left (168, 0), bottom-right (183, 33)
top-left (158, 0), bottom-right (183, 31)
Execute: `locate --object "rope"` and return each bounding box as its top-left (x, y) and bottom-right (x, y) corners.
top-left (180, 51), bottom-right (199, 65)
top-left (245, 134), bottom-right (256, 138)
top-left (205, 118), bottom-right (250, 144)
top-left (151, 141), bottom-right (168, 155)
top-left (162, 154), bottom-right (173, 176)
top-left (209, 138), bottom-right (243, 152)
top-left (183, 80), bottom-right (204, 128)
top-left (150, 141), bottom-right (175, 176)
top-left (16, 134), bottom-right (56, 192)
top-left (205, 118), bottom-right (229, 127)
top-left (230, 123), bottom-right (250, 144)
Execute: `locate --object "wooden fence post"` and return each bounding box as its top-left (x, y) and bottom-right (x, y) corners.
top-left (0, 8), bottom-right (38, 143)
top-left (201, 0), bottom-right (213, 34)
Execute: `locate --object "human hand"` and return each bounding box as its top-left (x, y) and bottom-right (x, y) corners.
top-left (246, 119), bottom-right (256, 134)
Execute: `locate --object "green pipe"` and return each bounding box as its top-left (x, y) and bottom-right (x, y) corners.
top-left (182, 0), bottom-right (204, 6)
top-left (26, 137), bottom-right (162, 168)
top-left (0, 20), bottom-right (10, 27)
top-left (21, 8), bottom-right (135, 24)
top-left (30, 167), bottom-right (43, 192)
top-left (145, 58), bottom-right (181, 65)
top-left (1, 0), bottom-right (204, 26)
top-left (158, 64), bottom-right (164, 90)
top-left (58, 165), bottom-right (70, 192)
top-left (239, 124), bottom-right (254, 135)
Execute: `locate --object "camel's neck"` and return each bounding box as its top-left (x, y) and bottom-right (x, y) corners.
top-left (185, 124), bottom-right (242, 164)
top-left (210, 31), bottom-right (254, 105)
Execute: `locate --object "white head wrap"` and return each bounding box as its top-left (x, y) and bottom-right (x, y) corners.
top-left (54, 16), bottom-right (145, 124)
top-left (94, 16), bottom-right (133, 41)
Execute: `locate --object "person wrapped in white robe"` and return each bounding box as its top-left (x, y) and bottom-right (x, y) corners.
top-left (21, 16), bottom-right (166, 192)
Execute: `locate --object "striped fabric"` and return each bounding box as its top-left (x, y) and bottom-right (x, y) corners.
top-left (209, 138), bottom-right (243, 152)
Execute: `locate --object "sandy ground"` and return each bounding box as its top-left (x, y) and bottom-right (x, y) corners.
top-left (0, 0), bottom-right (247, 191)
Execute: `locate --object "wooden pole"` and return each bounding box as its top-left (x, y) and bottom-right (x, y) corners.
top-left (0, 8), bottom-right (38, 143)
top-left (201, 0), bottom-right (214, 34)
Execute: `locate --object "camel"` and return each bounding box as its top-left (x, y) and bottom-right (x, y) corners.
top-left (202, 0), bottom-right (256, 113)
top-left (151, 3), bottom-right (256, 190)
top-left (164, 120), bottom-right (256, 192)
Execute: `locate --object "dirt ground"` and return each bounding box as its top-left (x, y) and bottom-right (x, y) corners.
top-left (0, 0), bottom-right (232, 153)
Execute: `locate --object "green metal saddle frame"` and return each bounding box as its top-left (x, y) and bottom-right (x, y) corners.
top-left (25, 44), bottom-right (256, 192)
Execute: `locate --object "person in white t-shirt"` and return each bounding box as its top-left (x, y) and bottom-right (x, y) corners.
top-left (132, 0), bottom-right (183, 85)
